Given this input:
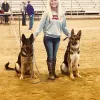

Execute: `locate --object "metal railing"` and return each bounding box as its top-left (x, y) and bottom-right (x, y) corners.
top-left (0, 0), bottom-right (100, 16)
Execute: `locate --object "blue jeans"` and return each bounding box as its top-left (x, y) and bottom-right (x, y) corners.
top-left (43, 36), bottom-right (60, 62)
top-left (29, 14), bottom-right (34, 30)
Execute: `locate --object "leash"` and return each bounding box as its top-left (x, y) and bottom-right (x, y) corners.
top-left (32, 46), bottom-right (43, 84)
top-left (18, 8), bottom-right (22, 51)
top-left (63, 36), bottom-right (68, 41)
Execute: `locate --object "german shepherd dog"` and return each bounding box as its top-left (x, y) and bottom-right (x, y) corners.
top-left (5, 33), bottom-right (35, 80)
top-left (60, 29), bottom-right (82, 79)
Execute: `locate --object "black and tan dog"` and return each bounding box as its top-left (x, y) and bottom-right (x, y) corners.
top-left (60, 29), bottom-right (82, 79)
top-left (5, 33), bottom-right (35, 80)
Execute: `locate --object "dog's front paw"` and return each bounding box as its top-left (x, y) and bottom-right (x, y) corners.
top-left (76, 73), bottom-right (82, 78)
top-left (20, 75), bottom-right (23, 80)
top-left (33, 74), bottom-right (37, 79)
top-left (31, 74), bottom-right (37, 79)
top-left (70, 74), bottom-right (74, 79)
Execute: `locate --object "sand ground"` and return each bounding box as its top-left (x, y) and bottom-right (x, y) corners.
top-left (0, 19), bottom-right (100, 100)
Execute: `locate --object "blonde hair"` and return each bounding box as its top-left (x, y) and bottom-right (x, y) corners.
top-left (47, 0), bottom-right (63, 20)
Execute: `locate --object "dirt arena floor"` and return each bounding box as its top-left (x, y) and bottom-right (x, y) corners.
top-left (0, 19), bottom-right (100, 100)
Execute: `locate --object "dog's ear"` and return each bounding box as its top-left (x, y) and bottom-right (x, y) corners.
top-left (71, 29), bottom-right (74, 36)
top-left (29, 33), bottom-right (34, 43)
top-left (77, 30), bottom-right (81, 37)
top-left (22, 34), bottom-right (26, 43)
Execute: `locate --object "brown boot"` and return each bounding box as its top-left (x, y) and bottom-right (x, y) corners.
top-left (53, 61), bottom-right (59, 78)
top-left (47, 61), bottom-right (55, 80)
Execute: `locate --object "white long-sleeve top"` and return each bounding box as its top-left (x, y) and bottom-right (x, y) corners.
top-left (34, 11), bottom-right (70, 38)
top-left (20, 3), bottom-right (26, 14)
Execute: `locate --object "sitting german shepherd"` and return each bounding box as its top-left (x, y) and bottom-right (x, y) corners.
top-left (60, 29), bottom-right (82, 79)
top-left (5, 33), bottom-right (35, 80)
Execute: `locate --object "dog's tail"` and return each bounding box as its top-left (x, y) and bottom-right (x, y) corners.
top-left (5, 62), bottom-right (15, 70)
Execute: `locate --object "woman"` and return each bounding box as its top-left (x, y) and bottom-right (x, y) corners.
top-left (34, 0), bottom-right (70, 80)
